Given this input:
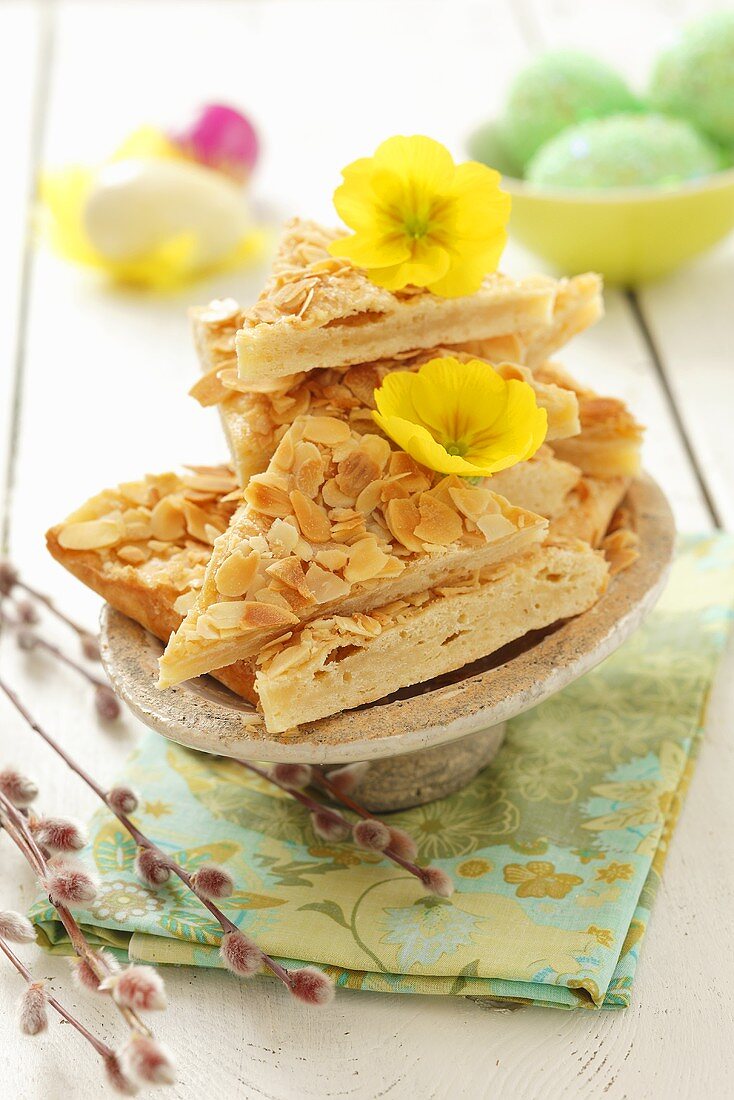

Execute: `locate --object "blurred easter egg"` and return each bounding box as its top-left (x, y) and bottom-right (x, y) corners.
top-left (172, 103), bottom-right (259, 182)
top-left (82, 157), bottom-right (250, 266)
top-left (526, 113), bottom-right (722, 189)
top-left (500, 51), bottom-right (639, 170)
top-left (649, 12), bottom-right (734, 147)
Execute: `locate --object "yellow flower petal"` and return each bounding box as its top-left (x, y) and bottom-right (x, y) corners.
top-left (328, 135), bottom-right (511, 297)
top-left (372, 356), bottom-right (547, 477)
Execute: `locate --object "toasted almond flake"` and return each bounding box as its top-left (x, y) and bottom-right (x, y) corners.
top-left (376, 556), bottom-right (405, 578)
top-left (173, 590), bottom-right (198, 615)
top-left (343, 537), bottom-right (389, 583)
top-left (290, 490), bottom-right (331, 542)
top-left (304, 564), bottom-right (351, 604)
top-left (384, 498), bottom-right (424, 552)
top-left (293, 537), bottom-right (314, 562)
top-left (189, 370), bottom-right (231, 407)
top-left (322, 478), bottom-right (355, 508)
top-left (116, 545), bottom-right (148, 565)
top-left (355, 479), bottom-right (384, 515)
top-left (315, 548), bottom-right (349, 571)
top-left (266, 558), bottom-right (315, 601)
top-left (263, 641), bottom-right (314, 678)
top-left (244, 479), bottom-right (293, 518)
top-left (268, 517), bottom-right (300, 554)
top-left (57, 514), bottom-right (125, 551)
top-left (118, 481), bottom-right (152, 507)
top-left (293, 441), bottom-right (325, 498)
top-left (388, 452), bottom-right (431, 493)
top-left (476, 513), bottom-right (516, 542)
top-left (182, 474), bottom-right (238, 494)
top-left (271, 431), bottom-right (296, 471)
top-left (413, 495), bottom-right (463, 546)
top-left (301, 416), bottom-right (351, 445)
top-left (448, 484), bottom-right (497, 521)
top-left (358, 434), bottom-right (392, 472)
top-left (215, 549), bottom-right (260, 597)
top-left (336, 449), bottom-right (381, 498)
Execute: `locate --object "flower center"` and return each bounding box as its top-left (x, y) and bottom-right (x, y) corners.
top-left (444, 441), bottom-right (467, 457)
top-left (403, 214), bottom-right (430, 240)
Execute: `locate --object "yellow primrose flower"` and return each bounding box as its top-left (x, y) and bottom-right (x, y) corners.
top-left (328, 135), bottom-right (511, 297)
top-left (373, 356), bottom-right (547, 478)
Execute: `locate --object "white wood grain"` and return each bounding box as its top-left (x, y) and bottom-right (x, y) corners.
top-left (1, 1), bottom-right (733, 1098)
top-left (0, 0), bottom-right (43, 542)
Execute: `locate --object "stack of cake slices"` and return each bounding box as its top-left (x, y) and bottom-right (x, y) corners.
top-left (48, 218), bottom-right (643, 734)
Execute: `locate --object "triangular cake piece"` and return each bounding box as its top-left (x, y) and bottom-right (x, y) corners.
top-left (253, 538), bottom-right (608, 732)
top-left (537, 363), bottom-right (644, 478)
top-left (233, 218), bottom-right (591, 381)
top-left (158, 414), bottom-right (549, 687)
top-left (191, 315), bottom-right (581, 486)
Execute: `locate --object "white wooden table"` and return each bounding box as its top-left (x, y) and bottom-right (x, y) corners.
top-left (2, 2), bottom-right (733, 1097)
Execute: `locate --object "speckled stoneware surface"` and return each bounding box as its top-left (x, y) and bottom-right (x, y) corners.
top-left (100, 475), bottom-right (674, 808)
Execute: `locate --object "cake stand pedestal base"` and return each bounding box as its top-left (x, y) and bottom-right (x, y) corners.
top-left (348, 723), bottom-right (507, 812)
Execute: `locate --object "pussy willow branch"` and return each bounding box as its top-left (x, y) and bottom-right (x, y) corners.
top-left (0, 565), bottom-right (99, 655)
top-left (242, 760), bottom-right (429, 883)
top-left (0, 678), bottom-right (295, 995)
top-left (0, 790), bottom-right (151, 1039)
top-left (0, 606), bottom-right (108, 692)
top-left (0, 936), bottom-right (112, 1059)
top-left (313, 769), bottom-right (376, 821)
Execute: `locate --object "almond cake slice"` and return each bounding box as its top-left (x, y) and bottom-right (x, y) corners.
top-left (536, 363), bottom-right (644, 478)
top-left (233, 218), bottom-right (588, 381)
top-left (191, 317), bottom-right (581, 486)
top-left (157, 414), bottom-right (550, 688)
top-left (253, 538), bottom-right (609, 732)
top-left (45, 467), bottom-right (257, 701)
top-left (47, 465), bottom-right (625, 731)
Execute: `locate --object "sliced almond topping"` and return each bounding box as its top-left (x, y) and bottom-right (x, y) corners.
top-left (268, 517), bottom-right (300, 554)
top-left (206, 601), bottom-right (251, 631)
top-left (293, 441), bottom-right (325, 498)
top-left (384, 498), bottom-right (424, 553)
top-left (263, 641), bottom-right (314, 679)
top-left (343, 537), bottom-right (390, 583)
top-left (266, 557), bottom-right (315, 601)
top-left (116, 545), bottom-right (148, 565)
top-left (173, 590), bottom-right (198, 616)
top-left (215, 549), bottom-right (260, 597)
top-left (336, 449), bottom-right (381, 498)
top-left (271, 431), bottom-right (295, 471)
top-left (189, 369), bottom-right (230, 407)
top-left (57, 514), bottom-right (125, 551)
top-left (118, 481), bottom-right (152, 507)
top-left (388, 451), bottom-right (432, 493)
top-left (322, 478), bottom-right (355, 508)
top-left (476, 513), bottom-right (516, 542)
top-left (301, 416), bottom-right (351, 445)
top-left (244, 479), bottom-right (293, 518)
top-left (182, 500), bottom-right (222, 543)
top-left (413, 495), bottom-right (463, 546)
top-left (304, 563), bottom-right (351, 604)
top-left (448, 484), bottom-right (497, 521)
top-left (315, 548), bottom-right (349, 571)
top-left (355, 479), bottom-right (384, 515)
top-left (290, 490), bottom-right (331, 543)
top-left (241, 601), bottom-right (298, 628)
top-left (358, 433), bottom-right (392, 472)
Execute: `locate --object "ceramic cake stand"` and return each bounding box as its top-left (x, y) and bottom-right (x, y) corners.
top-left (100, 475), bottom-right (675, 811)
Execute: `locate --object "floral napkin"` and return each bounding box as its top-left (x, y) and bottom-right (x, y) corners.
top-left (31, 534), bottom-right (734, 1010)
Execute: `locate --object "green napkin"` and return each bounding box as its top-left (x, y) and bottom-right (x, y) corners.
top-left (31, 534), bottom-right (734, 1010)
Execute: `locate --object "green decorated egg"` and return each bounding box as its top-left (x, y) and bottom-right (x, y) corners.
top-left (526, 113), bottom-right (722, 189)
top-left (649, 12), bottom-right (734, 147)
top-left (500, 51), bottom-right (639, 170)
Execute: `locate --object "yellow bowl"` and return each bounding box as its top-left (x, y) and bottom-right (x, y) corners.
top-left (469, 124), bottom-right (734, 285)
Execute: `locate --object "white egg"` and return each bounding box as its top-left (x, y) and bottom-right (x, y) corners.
top-left (82, 157), bottom-right (250, 265)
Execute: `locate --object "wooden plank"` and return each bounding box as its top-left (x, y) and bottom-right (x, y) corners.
top-left (636, 245), bottom-right (734, 529)
top-left (0, 0), bottom-right (45, 547)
